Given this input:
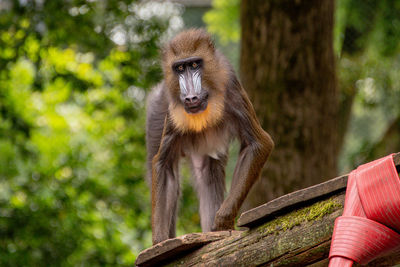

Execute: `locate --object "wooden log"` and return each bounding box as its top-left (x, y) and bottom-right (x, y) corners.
top-left (164, 193), bottom-right (345, 266)
top-left (238, 152), bottom-right (400, 228)
top-left (237, 174), bottom-right (347, 228)
top-left (166, 194), bottom-right (400, 266)
top-left (135, 231), bottom-right (234, 267)
top-left (136, 153), bottom-right (400, 266)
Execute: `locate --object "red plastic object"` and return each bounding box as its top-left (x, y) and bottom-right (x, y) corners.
top-left (329, 154), bottom-right (400, 266)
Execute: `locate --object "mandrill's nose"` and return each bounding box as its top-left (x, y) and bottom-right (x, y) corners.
top-left (184, 95), bottom-right (200, 106)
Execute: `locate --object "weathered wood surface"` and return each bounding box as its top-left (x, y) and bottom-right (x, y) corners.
top-left (136, 153), bottom-right (400, 267)
top-left (163, 194), bottom-right (345, 266)
top-left (237, 174), bottom-right (347, 228)
top-left (135, 231), bottom-right (234, 267)
top-left (165, 194), bottom-right (400, 267)
top-left (239, 152), bottom-right (400, 228)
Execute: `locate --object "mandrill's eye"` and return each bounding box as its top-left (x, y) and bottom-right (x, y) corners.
top-left (176, 64), bottom-right (185, 73)
top-left (191, 62), bottom-right (199, 69)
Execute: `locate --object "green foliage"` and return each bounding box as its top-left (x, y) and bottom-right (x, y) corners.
top-left (0, 0), bottom-right (187, 265)
top-left (337, 0), bottom-right (400, 56)
top-left (203, 0), bottom-right (240, 45)
top-left (337, 0), bottom-right (400, 171)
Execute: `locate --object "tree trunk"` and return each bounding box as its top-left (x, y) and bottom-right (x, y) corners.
top-left (240, 0), bottom-right (339, 209)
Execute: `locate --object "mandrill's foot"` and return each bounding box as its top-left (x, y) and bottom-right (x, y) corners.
top-left (152, 237), bottom-right (163, 246)
top-left (152, 234), bottom-right (169, 245)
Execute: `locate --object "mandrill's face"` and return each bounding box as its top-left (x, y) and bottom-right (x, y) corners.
top-left (163, 29), bottom-right (227, 133)
top-left (172, 56), bottom-right (208, 114)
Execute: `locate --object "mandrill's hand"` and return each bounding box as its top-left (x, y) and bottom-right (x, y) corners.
top-left (212, 208), bottom-right (235, 231)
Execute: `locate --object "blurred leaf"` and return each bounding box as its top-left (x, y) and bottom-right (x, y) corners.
top-left (203, 0), bottom-right (240, 44)
top-left (0, 0), bottom-right (185, 266)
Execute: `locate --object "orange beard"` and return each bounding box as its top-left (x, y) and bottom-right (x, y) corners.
top-left (169, 94), bottom-right (224, 133)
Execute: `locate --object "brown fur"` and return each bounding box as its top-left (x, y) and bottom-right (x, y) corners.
top-left (146, 29), bottom-right (274, 245)
top-left (163, 29), bottom-right (229, 133)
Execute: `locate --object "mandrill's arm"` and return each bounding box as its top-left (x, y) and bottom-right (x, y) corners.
top-left (213, 80), bottom-right (274, 231)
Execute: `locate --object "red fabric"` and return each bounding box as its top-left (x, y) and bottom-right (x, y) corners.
top-left (329, 154), bottom-right (400, 266)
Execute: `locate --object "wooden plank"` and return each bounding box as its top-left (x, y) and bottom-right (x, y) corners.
top-left (237, 175), bottom-right (348, 227)
top-left (136, 153), bottom-right (400, 267)
top-left (135, 231), bottom-right (235, 267)
top-left (166, 194), bottom-right (346, 266)
top-left (238, 152), bottom-right (400, 228)
top-left (164, 193), bottom-right (400, 266)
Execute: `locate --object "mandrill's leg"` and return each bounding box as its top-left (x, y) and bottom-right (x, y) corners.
top-left (151, 118), bottom-right (181, 245)
top-left (191, 154), bottom-right (227, 232)
top-left (168, 167), bottom-right (180, 239)
top-left (152, 154), bottom-right (180, 244)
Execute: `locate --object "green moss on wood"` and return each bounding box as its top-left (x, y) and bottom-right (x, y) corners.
top-left (164, 195), bottom-right (344, 267)
top-left (257, 196), bottom-right (343, 236)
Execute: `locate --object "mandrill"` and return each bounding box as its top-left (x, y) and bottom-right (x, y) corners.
top-left (146, 29), bottom-right (274, 245)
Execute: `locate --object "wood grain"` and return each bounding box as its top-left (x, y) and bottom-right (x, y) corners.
top-left (135, 231), bottom-right (234, 267)
top-left (238, 152), bottom-right (400, 228)
top-left (136, 152), bottom-right (400, 267)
